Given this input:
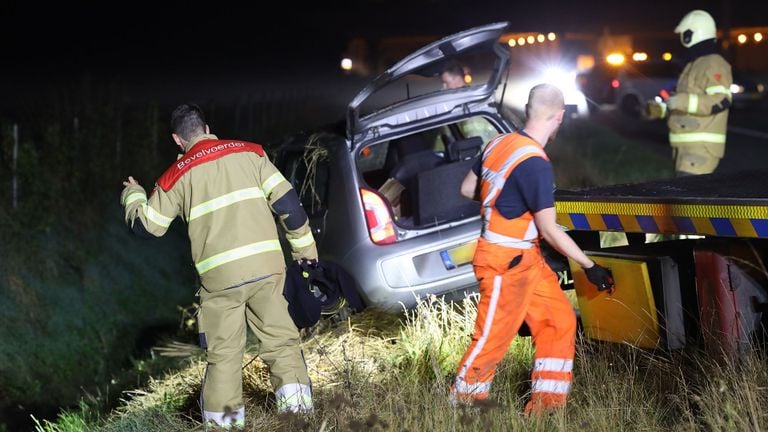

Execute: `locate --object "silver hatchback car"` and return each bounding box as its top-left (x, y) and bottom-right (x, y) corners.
top-left (273, 22), bottom-right (518, 311)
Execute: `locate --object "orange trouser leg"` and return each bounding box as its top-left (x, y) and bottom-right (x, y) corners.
top-left (523, 262), bottom-right (577, 414)
top-left (451, 248), bottom-right (541, 402)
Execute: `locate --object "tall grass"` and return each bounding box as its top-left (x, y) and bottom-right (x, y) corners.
top-left (42, 294), bottom-right (767, 431)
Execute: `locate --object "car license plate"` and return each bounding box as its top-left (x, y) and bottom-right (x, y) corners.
top-left (440, 240), bottom-right (477, 270)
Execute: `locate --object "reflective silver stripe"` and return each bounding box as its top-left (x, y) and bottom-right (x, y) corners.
top-left (534, 358), bottom-right (573, 372)
top-left (482, 145), bottom-right (545, 206)
top-left (482, 133), bottom-right (508, 157)
top-left (706, 85), bottom-right (731, 97)
top-left (669, 132), bottom-right (726, 144)
top-left (453, 376), bottom-right (492, 395)
top-left (457, 274), bottom-right (502, 381)
top-left (687, 94), bottom-right (699, 113)
top-left (141, 203), bottom-right (173, 228)
top-left (262, 172), bottom-right (286, 196)
top-left (124, 192), bottom-right (146, 206)
top-left (481, 145), bottom-right (545, 226)
top-left (482, 230), bottom-right (535, 249)
top-left (203, 407), bottom-right (245, 428)
top-left (189, 187), bottom-right (264, 221)
top-left (195, 240), bottom-right (282, 274)
top-left (531, 379), bottom-right (571, 394)
top-left (289, 232), bottom-right (315, 249)
top-left (275, 383), bottom-right (313, 413)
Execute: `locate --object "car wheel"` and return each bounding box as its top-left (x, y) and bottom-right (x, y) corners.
top-left (620, 94), bottom-right (642, 118)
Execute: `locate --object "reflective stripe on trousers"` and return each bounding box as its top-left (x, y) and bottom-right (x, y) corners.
top-left (198, 272), bottom-right (311, 421)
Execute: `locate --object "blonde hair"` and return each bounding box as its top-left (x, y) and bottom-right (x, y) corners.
top-left (526, 83), bottom-right (565, 121)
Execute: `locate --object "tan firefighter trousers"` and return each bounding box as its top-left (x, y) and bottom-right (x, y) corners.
top-left (197, 271), bottom-right (310, 417)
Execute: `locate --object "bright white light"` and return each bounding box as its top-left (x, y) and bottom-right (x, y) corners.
top-left (508, 39), bottom-right (516, 47)
top-left (527, 35), bottom-right (535, 44)
top-left (541, 67), bottom-right (571, 85)
top-left (547, 32), bottom-right (556, 41)
top-left (632, 52), bottom-right (648, 61)
top-left (340, 58), bottom-right (353, 71)
top-left (537, 34), bottom-right (545, 43)
top-left (497, 65), bottom-right (589, 119)
top-left (518, 37), bottom-right (526, 46)
top-left (755, 33), bottom-right (764, 43)
top-left (737, 34), bottom-right (748, 44)
top-left (730, 84), bottom-right (744, 94)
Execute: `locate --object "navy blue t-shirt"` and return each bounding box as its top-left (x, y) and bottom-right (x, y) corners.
top-left (473, 150), bottom-right (555, 219)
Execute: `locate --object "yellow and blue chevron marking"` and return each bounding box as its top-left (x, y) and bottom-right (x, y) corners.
top-left (555, 201), bottom-right (768, 239)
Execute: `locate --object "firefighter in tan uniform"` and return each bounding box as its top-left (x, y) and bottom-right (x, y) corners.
top-left (120, 103), bottom-right (316, 429)
top-left (646, 9), bottom-right (732, 176)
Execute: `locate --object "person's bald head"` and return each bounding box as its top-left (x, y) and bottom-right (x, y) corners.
top-left (526, 83), bottom-right (565, 122)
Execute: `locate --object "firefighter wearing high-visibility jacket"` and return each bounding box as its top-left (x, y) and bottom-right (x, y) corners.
top-left (450, 84), bottom-right (614, 414)
top-left (646, 9), bottom-right (732, 176)
top-left (120, 103), bottom-right (317, 428)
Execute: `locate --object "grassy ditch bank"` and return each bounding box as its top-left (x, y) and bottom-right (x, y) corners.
top-left (43, 296), bottom-right (768, 432)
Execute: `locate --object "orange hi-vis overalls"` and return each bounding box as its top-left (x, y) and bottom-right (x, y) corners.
top-left (451, 133), bottom-right (577, 413)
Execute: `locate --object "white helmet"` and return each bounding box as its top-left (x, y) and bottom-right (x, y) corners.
top-left (675, 10), bottom-right (717, 48)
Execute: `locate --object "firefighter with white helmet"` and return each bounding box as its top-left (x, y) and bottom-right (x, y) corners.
top-left (646, 9), bottom-right (732, 176)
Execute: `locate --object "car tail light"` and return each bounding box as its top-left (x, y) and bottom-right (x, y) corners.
top-left (360, 188), bottom-right (396, 245)
top-left (611, 79), bottom-right (620, 89)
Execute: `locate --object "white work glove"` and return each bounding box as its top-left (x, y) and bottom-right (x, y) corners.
top-left (666, 93), bottom-right (688, 112)
top-left (644, 98), bottom-right (667, 119)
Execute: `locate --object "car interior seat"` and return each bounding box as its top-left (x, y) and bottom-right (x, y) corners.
top-left (413, 136), bottom-right (483, 225)
top-left (387, 134), bottom-right (445, 218)
top-left (445, 136), bottom-right (484, 162)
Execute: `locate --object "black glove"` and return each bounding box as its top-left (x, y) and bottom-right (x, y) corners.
top-left (584, 264), bottom-right (614, 292)
top-left (299, 258), bottom-right (318, 275)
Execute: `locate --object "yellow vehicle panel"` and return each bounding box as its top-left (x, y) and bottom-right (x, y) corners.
top-left (570, 256), bottom-right (661, 348)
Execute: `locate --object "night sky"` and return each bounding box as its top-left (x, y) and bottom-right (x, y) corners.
top-left (1, 0), bottom-right (766, 107)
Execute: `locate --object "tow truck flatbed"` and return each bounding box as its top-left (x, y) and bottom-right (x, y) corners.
top-left (555, 170), bottom-right (768, 239)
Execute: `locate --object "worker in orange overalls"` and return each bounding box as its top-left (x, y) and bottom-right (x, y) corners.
top-left (451, 83), bottom-right (614, 414)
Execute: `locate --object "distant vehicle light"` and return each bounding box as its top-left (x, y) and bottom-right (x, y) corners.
top-left (527, 35), bottom-right (535, 44)
top-left (755, 33), bottom-right (764, 43)
top-left (632, 52), bottom-right (648, 62)
top-left (611, 79), bottom-right (620, 89)
top-left (758, 83), bottom-right (765, 93)
top-left (730, 84), bottom-right (744, 94)
top-left (341, 58), bottom-right (353, 71)
top-left (518, 37), bottom-right (526, 46)
top-left (737, 34), bottom-right (748, 44)
top-left (508, 39), bottom-right (517, 47)
top-left (662, 52), bottom-right (673, 61)
top-left (576, 54), bottom-right (595, 72)
top-left (537, 34), bottom-right (545, 43)
top-left (464, 74), bottom-right (472, 84)
top-left (606, 53), bottom-right (625, 66)
top-left (547, 32), bottom-right (556, 41)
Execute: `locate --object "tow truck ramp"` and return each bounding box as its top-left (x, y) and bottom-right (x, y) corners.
top-left (554, 171), bottom-right (768, 358)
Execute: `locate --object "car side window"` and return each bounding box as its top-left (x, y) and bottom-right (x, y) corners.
top-left (457, 116), bottom-right (499, 147)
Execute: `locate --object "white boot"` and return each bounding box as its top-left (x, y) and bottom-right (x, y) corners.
top-left (203, 406), bottom-right (245, 429)
top-left (275, 383), bottom-right (313, 414)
